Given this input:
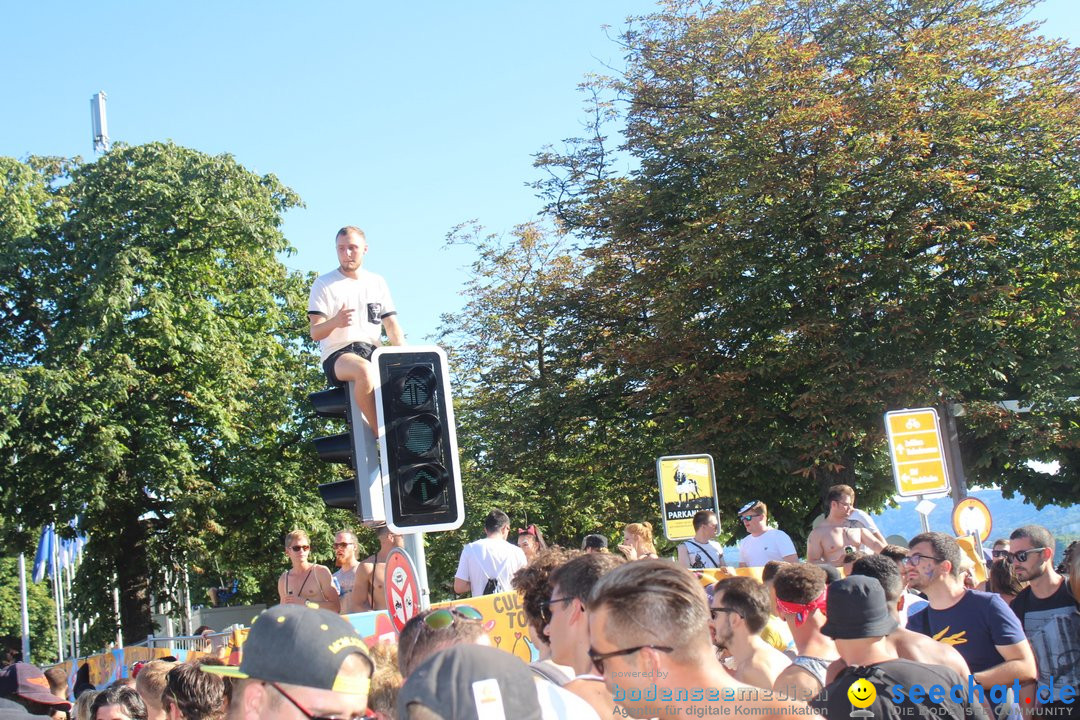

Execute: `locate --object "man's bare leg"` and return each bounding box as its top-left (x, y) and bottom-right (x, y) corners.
top-left (333, 352), bottom-right (380, 437)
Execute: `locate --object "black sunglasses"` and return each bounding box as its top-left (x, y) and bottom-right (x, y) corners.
top-left (903, 552), bottom-right (944, 565)
top-left (588, 644), bottom-right (673, 674)
top-left (991, 549), bottom-right (1009, 559)
top-left (540, 596), bottom-right (575, 625)
top-left (1005, 547), bottom-right (1046, 564)
top-left (710, 606), bottom-right (741, 619)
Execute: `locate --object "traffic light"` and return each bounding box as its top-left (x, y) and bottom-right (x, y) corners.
top-left (309, 382), bottom-right (385, 523)
top-left (372, 346), bottom-right (464, 533)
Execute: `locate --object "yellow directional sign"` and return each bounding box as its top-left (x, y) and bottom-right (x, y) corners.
top-left (656, 454), bottom-right (718, 541)
top-left (884, 408), bottom-right (951, 498)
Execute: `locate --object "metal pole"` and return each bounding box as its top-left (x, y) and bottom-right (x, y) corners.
top-left (941, 403), bottom-right (969, 508)
top-left (65, 563), bottom-right (75, 660)
top-left (183, 567), bottom-right (192, 637)
top-left (113, 582), bottom-right (123, 648)
top-left (18, 553), bottom-right (31, 661)
top-left (403, 533), bottom-right (430, 610)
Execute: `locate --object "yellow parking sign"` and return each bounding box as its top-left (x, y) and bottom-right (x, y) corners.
top-left (656, 454), bottom-right (718, 541)
top-left (885, 408), bottom-right (951, 497)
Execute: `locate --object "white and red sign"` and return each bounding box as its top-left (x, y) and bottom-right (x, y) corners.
top-left (384, 547), bottom-right (421, 633)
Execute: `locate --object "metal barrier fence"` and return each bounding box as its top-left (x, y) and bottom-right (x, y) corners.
top-left (126, 630), bottom-right (233, 655)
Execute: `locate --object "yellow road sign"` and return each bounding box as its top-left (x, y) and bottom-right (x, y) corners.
top-left (884, 408), bottom-right (951, 497)
top-left (656, 454), bottom-right (718, 541)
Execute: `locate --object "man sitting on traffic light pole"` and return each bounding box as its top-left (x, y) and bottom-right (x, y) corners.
top-left (308, 226), bottom-right (405, 437)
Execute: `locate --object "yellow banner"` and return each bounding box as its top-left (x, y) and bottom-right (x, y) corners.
top-left (432, 592), bottom-right (539, 664)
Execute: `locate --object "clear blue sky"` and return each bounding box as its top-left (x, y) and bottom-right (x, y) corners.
top-left (2, 1), bottom-right (1077, 343)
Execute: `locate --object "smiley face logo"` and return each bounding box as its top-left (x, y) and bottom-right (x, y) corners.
top-left (847, 678), bottom-right (876, 708)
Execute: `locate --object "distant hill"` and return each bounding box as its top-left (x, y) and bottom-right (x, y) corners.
top-left (871, 487), bottom-right (1080, 552)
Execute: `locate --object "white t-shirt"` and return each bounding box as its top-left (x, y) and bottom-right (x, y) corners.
top-left (739, 528), bottom-right (797, 567)
top-left (307, 268), bottom-right (396, 362)
top-left (455, 536), bottom-right (528, 597)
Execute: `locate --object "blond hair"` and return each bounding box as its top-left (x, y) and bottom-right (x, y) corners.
top-left (624, 521), bottom-right (658, 556)
top-left (284, 529), bottom-right (310, 547)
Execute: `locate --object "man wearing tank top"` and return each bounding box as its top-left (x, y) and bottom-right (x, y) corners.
top-left (332, 529), bottom-right (364, 614)
top-left (677, 510), bottom-right (726, 569)
top-left (277, 529), bottom-right (339, 612)
top-left (355, 524), bottom-right (405, 611)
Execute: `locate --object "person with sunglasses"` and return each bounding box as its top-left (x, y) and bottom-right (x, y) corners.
top-left (277, 530), bottom-right (339, 612)
top-left (543, 553), bottom-right (626, 718)
top-left (805, 484), bottom-right (885, 566)
top-left (204, 604), bottom-right (374, 720)
top-left (1006, 525), bottom-right (1080, 718)
top-left (396, 606), bottom-right (490, 678)
top-left (587, 560), bottom-right (815, 719)
top-left (735, 501), bottom-right (798, 568)
top-left (905, 532), bottom-right (1035, 717)
top-left (709, 576), bottom-right (792, 691)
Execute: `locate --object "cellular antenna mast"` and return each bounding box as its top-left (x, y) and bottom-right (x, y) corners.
top-left (90, 91), bottom-right (110, 153)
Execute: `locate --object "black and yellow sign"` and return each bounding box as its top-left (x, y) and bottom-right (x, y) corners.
top-left (656, 454), bottom-right (718, 541)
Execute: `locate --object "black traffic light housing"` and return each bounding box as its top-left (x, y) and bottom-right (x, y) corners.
top-left (309, 383), bottom-right (385, 522)
top-left (372, 346), bottom-right (463, 533)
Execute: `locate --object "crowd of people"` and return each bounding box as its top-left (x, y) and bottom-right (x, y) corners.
top-left (5, 489), bottom-right (1079, 720)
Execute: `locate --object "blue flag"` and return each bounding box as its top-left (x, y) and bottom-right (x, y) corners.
top-left (31, 524), bottom-right (54, 583)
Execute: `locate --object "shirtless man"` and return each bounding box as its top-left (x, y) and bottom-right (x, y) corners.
top-left (355, 524), bottom-right (404, 611)
top-left (277, 529), bottom-right (339, 612)
top-left (332, 529), bottom-right (364, 614)
top-left (711, 576), bottom-right (792, 690)
top-left (805, 484), bottom-right (885, 565)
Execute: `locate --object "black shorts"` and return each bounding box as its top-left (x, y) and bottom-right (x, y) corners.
top-left (322, 342), bottom-right (376, 385)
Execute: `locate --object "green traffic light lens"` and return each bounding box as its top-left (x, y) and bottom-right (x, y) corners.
top-left (402, 463), bottom-right (449, 508)
top-left (396, 366), bottom-right (437, 411)
top-left (397, 413), bottom-right (441, 459)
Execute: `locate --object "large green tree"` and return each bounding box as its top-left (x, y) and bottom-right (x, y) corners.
top-left (0, 144), bottom-right (349, 650)
top-left (440, 0), bottom-right (1080, 555)
top-left (534, 0), bottom-right (1080, 530)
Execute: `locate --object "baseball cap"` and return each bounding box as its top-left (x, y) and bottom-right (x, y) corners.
top-left (0, 663), bottom-right (73, 711)
top-left (398, 645), bottom-right (542, 720)
top-left (820, 576), bottom-right (899, 640)
top-left (582, 534), bottom-right (608, 551)
top-left (203, 604), bottom-right (373, 694)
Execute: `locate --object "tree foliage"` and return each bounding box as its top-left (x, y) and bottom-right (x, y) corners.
top-left (441, 0), bottom-right (1080, 561)
top-left (0, 143), bottom-right (351, 650)
top-left (0, 557), bottom-right (58, 666)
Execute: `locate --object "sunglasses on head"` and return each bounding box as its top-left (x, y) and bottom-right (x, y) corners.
top-left (1005, 547), bottom-right (1046, 564)
top-left (422, 605), bottom-right (483, 630)
top-left (290, 545), bottom-right (310, 552)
